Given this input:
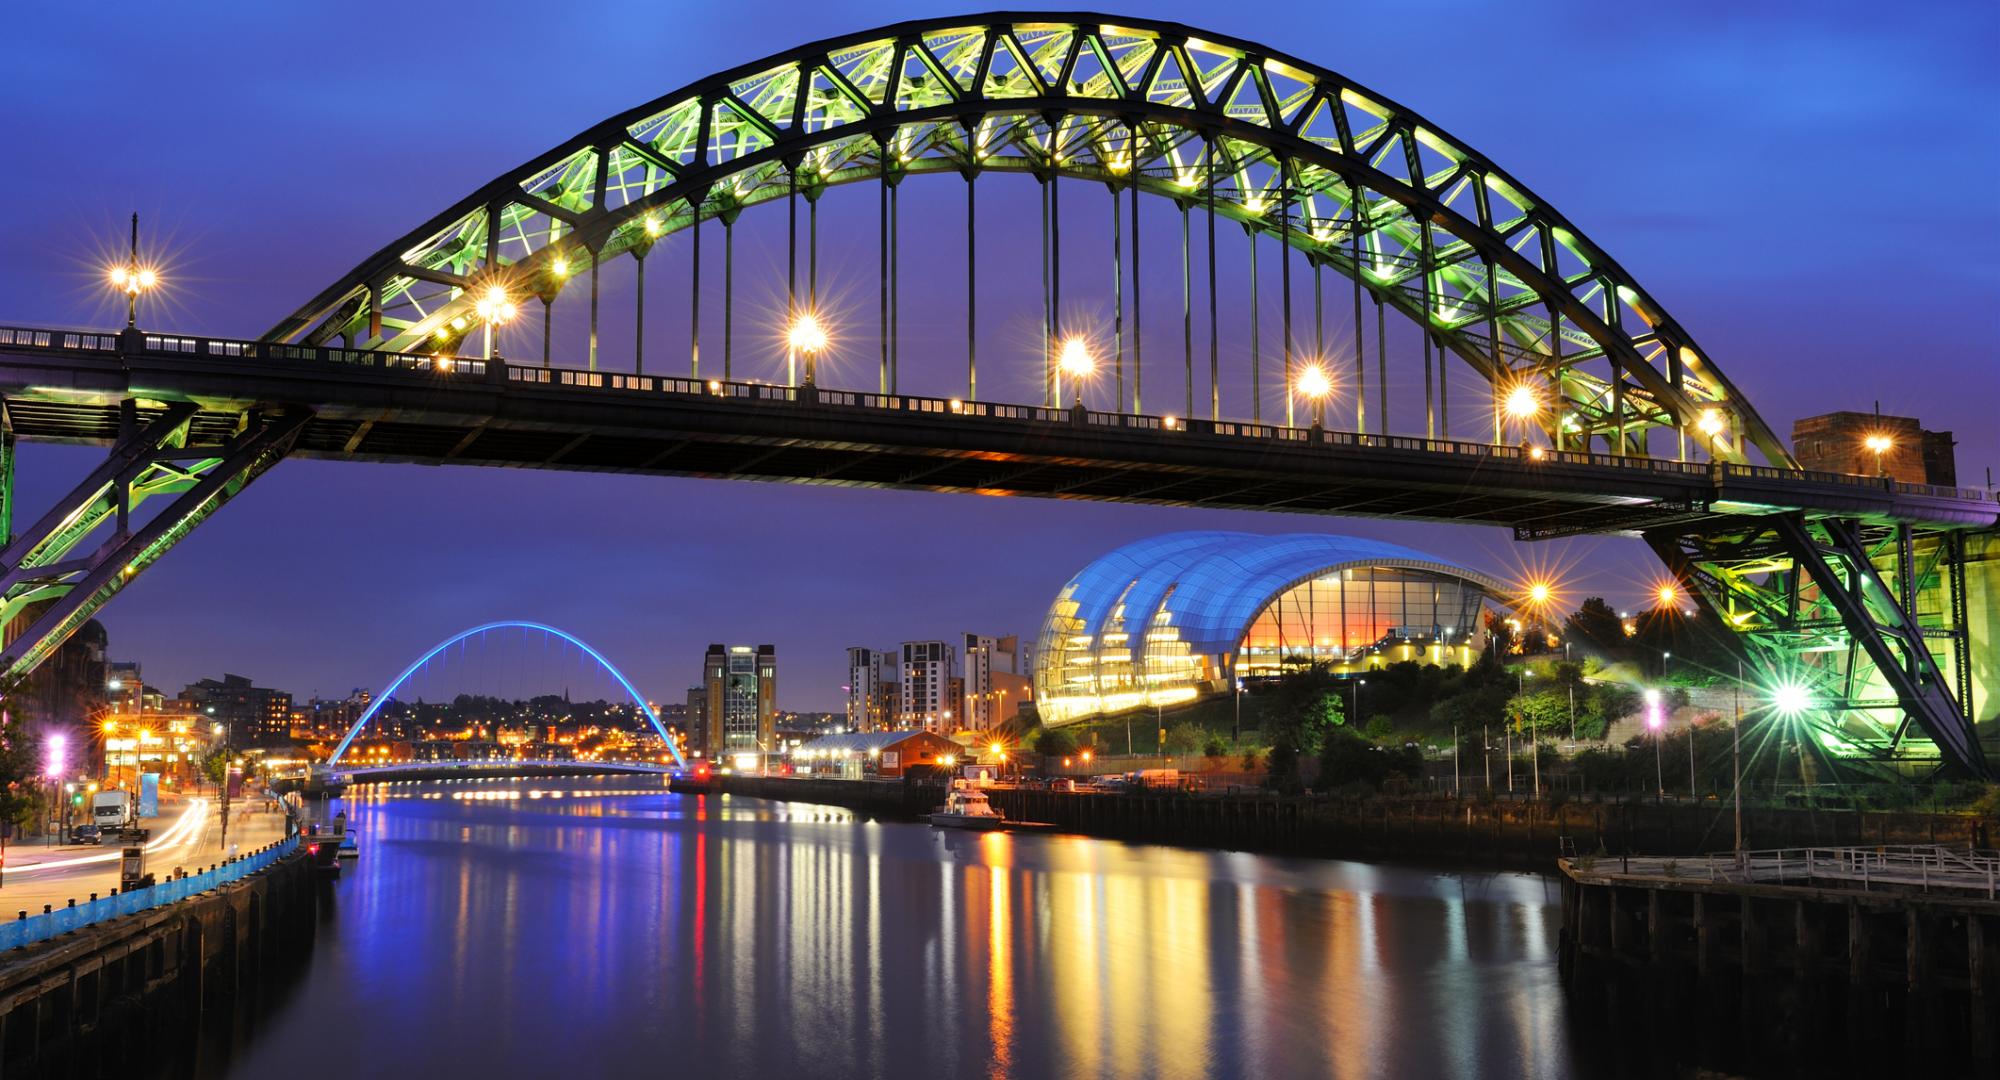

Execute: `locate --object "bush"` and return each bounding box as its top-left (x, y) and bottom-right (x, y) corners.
top-left (1313, 728), bottom-right (1424, 793)
top-left (1032, 726), bottom-right (1078, 758)
top-left (1203, 737), bottom-right (1228, 760)
top-left (1165, 720), bottom-right (1206, 757)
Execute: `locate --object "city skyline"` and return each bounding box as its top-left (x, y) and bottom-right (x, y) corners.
top-left (0, 0), bottom-right (1992, 711)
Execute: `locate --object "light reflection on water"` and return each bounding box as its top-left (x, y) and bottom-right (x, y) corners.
top-left (228, 777), bottom-right (1580, 1079)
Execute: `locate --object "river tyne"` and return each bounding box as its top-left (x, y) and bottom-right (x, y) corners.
top-left (212, 775), bottom-right (1599, 1079)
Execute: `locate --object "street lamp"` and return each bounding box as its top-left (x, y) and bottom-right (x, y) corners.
top-left (788, 313), bottom-right (828, 387)
top-left (108, 213), bottom-right (159, 330)
top-left (1644, 688), bottom-right (1665, 797)
top-left (1059, 337), bottom-right (1095, 407)
top-left (473, 285), bottom-right (518, 360)
top-left (1295, 363), bottom-right (1333, 429)
top-left (1499, 381), bottom-right (1540, 445)
top-left (1697, 407), bottom-right (1726, 462)
top-left (1863, 433), bottom-right (1893, 477)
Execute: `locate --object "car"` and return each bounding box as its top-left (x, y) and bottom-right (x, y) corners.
top-left (69, 824), bottom-right (102, 845)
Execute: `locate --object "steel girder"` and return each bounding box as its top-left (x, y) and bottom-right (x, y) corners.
top-left (1646, 515), bottom-right (1987, 780)
top-left (0, 401), bottom-right (308, 679)
top-left (269, 13), bottom-right (1785, 466)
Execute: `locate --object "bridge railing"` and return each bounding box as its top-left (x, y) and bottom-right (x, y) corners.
top-left (3, 324), bottom-right (1991, 506)
top-left (0, 324), bottom-right (489, 380)
top-left (0, 835), bottom-right (300, 952)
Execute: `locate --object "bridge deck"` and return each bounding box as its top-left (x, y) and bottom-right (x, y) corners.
top-left (2, 327), bottom-right (1993, 535)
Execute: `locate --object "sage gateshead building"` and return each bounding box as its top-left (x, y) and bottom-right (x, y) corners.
top-left (1033, 532), bottom-right (1507, 726)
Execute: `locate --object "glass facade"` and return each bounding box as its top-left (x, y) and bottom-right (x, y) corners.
top-left (1034, 532), bottom-right (1501, 726)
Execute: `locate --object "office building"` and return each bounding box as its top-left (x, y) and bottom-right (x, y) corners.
top-left (703, 644), bottom-right (776, 755)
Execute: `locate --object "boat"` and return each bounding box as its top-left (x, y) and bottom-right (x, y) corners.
top-left (928, 779), bottom-right (1007, 830)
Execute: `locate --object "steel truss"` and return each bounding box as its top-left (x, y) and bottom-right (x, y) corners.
top-left (0, 400), bottom-right (307, 679)
top-left (270, 14), bottom-right (1785, 465)
top-left (1646, 516), bottom-right (1987, 779)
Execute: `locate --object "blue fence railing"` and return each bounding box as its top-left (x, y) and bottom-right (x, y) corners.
top-left (0, 834), bottom-right (300, 952)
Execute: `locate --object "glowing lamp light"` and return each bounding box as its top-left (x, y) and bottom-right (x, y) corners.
top-left (1296, 364), bottom-right (1332, 401)
top-left (1769, 681), bottom-right (1814, 716)
top-left (474, 286), bottom-right (518, 325)
top-left (1697, 408), bottom-right (1725, 438)
top-left (1656, 583), bottom-right (1679, 607)
top-left (1527, 582), bottom-right (1551, 606)
top-left (1643, 688), bottom-right (1664, 731)
top-left (44, 733), bottom-right (65, 779)
top-left (109, 266), bottom-right (158, 295)
top-left (788, 313), bottom-right (829, 354)
top-left (1058, 337), bottom-right (1095, 379)
top-left (1505, 384), bottom-right (1541, 419)
top-left (1863, 434), bottom-right (1893, 454)
top-left (551, 255), bottom-right (571, 278)
top-left (644, 216), bottom-right (663, 237)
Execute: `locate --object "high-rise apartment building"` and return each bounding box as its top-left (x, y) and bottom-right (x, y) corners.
top-left (703, 644), bottom-right (776, 755)
top-left (845, 647), bottom-right (893, 732)
top-left (899, 640), bottom-right (955, 732)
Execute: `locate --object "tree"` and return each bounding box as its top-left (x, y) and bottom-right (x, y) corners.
top-left (1033, 726), bottom-right (1078, 758)
top-left (1203, 736), bottom-right (1228, 761)
top-left (1164, 721), bottom-right (1205, 758)
top-left (1264, 663), bottom-right (1346, 793)
top-left (1315, 728), bottom-right (1424, 792)
top-left (1363, 716), bottom-right (1395, 743)
top-left (1506, 690), bottom-right (1571, 735)
top-left (0, 678), bottom-right (43, 834)
top-left (1565, 597), bottom-right (1627, 655)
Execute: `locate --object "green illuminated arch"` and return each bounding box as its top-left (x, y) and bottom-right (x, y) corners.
top-left (271, 12), bottom-right (1788, 465)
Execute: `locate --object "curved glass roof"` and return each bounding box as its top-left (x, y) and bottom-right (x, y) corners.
top-left (1049, 532), bottom-right (1507, 658)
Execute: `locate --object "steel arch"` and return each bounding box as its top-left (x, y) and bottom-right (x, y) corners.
top-left (325, 621), bottom-right (685, 768)
top-left (270, 12), bottom-right (1786, 466)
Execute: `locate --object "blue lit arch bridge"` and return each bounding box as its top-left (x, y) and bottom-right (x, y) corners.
top-left (0, 14), bottom-right (1991, 776)
top-left (319, 621), bottom-right (688, 770)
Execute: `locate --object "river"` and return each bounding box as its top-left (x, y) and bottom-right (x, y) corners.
top-left (217, 776), bottom-right (1593, 1079)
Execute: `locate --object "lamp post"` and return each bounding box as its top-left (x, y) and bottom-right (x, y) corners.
top-left (1733, 659), bottom-right (1744, 862)
top-left (789, 313), bottom-right (828, 388)
top-left (1698, 407), bottom-right (1726, 463)
top-left (1864, 433), bottom-right (1893, 477)
top-left (1644, 689), bottom-right (1664, 798)
top-left (1059, 337), bottom-right (1094, 408)
top-left (108, 212), bottom-right (158, 330)
top-left (474, 286), bottom-right (518, 360)
top-left (1500, 382), bottom-right (1540, 447)
top-left (1296, 364), bottom-right (1332, 429)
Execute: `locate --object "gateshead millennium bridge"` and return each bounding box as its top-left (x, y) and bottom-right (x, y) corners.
top-left (0, 14), bottom-right (1991, 776)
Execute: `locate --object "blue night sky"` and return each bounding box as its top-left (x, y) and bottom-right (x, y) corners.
top-left (0, 2), bottom-right (1994, 711)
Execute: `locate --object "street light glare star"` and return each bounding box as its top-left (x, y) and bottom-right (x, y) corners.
top-left (1059, 337), bottom-right (1094, 377)
top-left (1296, 364), bottom-right (1332, 400)
top-left (788, 313), bottom-right (828, 353)
top-left (1505, 385), bottom-right (1540, 418)
top-left (1697, 407), bottom-right (1724, 437)
top-left (1528, 581), bottom-right (1551, 605)
top-left (475, 286), bottom-right (517, 324)
top-left (1864, 434), bottom-right (1893, 453)
top-left (1656, 583), bottom-right (1679, 607)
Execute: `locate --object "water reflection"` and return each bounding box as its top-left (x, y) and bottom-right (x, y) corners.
top-left (227, 777), bottom-right (1582, 1079)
